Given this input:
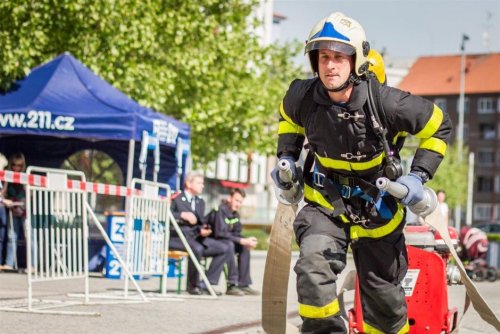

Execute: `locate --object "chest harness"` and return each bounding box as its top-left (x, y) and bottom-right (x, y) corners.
top-left (301, 77), bottom-right (405, 220)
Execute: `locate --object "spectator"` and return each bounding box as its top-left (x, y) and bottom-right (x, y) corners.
top-left (1, 152), bottom-right (27, 270)
top-left (0, 182), bottom-right (7, 269)
top-left (208, 188), bottom-right (260, 296)
top-left (436, 190), bottom-right (449, 226)
top-left (169, 172), bottom-right (229, 295)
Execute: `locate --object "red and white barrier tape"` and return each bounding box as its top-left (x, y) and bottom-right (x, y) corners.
top-left (0, 170), bottom-right (140, 197)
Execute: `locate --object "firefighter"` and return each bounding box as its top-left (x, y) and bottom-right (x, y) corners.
top-left (272, 12), bottom-right (452, 334)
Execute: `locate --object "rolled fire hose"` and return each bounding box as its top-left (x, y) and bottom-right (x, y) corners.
top-left (262, 159), bottom-right (300, 334)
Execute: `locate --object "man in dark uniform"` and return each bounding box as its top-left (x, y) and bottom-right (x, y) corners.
top-left (169, 172), bottom-right (228, 295)
top-left (208, 188), bottom-right (259, 296)
top-left (272, 12), bottom-right (452, 334)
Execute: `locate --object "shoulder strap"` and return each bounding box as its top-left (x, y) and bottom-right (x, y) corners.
top-left (298, 80), bottom-right (317, 180)
top-left (368, 77), bottom-right (405, 152)
top-left (368, 77), bottom-right (389, 131)
top-left (366, 78), bottom-right (396, 155)
top-left (298, 79), bottom-right (317, 116)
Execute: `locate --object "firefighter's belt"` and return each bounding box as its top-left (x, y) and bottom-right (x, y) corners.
top-left (313, 172), bottom-right (379, 200)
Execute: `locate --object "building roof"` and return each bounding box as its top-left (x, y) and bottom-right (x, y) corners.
top-left (273, 12), bottom-right (287, 24)
top-left (397, 53), bottom-right (500, 96)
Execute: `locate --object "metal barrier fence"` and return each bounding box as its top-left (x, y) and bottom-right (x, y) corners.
top-left (0, 167), bottom-right (146, 315)
top-left (26, 167), bottom-right (92, 314)
top-left (123, 178), bottom-right (217, 299)
top-left (124, 178), bottom-right (171, 296)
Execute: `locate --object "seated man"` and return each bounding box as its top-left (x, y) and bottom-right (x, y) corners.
top-left (169, 172), bottom-right (229, 295)
top-left (208, 188), bottom-right (259, 296)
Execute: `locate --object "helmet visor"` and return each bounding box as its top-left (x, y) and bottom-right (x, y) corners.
top-left (305, 40), bottom-right (355, 56)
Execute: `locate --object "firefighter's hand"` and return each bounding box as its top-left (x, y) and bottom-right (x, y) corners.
top-left (395, 173), bottom-right (424, 206)
top-left (270, 156), bottom-right (296, 190)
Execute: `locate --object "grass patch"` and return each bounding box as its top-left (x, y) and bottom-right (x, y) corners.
top-left (242, 228), bottom-right (300, 251)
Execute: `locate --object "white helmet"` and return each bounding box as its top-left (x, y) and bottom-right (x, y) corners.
top-left (305, 12), bottom-right (370, 77)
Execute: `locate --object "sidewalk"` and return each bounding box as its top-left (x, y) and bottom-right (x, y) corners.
top-left (0, 251), bottom-right (295, 334)
top-left (0, 250), bottom-right (497, 333)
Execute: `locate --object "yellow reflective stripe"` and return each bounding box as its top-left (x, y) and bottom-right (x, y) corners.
top-left (304, 184), bottom-right (333, 210)
top-left (279, 101), bottom-right (304, 134)
top-left (350, 204), bottom-right (404, 239)
top-left (315, 152), bottom-right (385, 172)
top-left (363, 319), bottom-right (410, 334)
top-left (398, 321), bottom-right (410, 334)
top-left (278, 120), bottom-right (305, 135)
top-left (415, 105), bottom-right (443, 139)
top-left (392, 131), bottom-right (407, 145)
top-left (419, 137), bottom-right (447, 156)
top-left (362, 322), bottom-right (385, 334)
top-left (339, 214), bottom-right (349, 223)
top-left (298, 298), bottom-right (340, 319)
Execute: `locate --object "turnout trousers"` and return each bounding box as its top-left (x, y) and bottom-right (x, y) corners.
top-left (293, 205), bottom-right (409, 334)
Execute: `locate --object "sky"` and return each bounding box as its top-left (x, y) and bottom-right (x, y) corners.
top-left (272, 0), bottom-right (500, 64)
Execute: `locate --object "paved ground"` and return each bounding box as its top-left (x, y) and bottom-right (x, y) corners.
top-left (0, 251), bottom-right (499, 333)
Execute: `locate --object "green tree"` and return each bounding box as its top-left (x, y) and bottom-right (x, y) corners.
top-left (0, 0), bottom-right (303, 166)
top-left (426, 144), bottom-right (468, 209)
top-left (401, 140), bottom-right (468, 208)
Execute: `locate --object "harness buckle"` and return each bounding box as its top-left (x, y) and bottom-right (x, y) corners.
top-left (341, 152), bottom-right (367, 161)
top-left (340, 185), bottom-right (351, 198)
top-left (349, 213), bottom-right (368, 225)
top-left (313, 172), bottom-right (325, 188)
top-left (338, 112), bottom-right (365, 121)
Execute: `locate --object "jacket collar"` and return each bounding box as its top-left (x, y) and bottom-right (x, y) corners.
top-left (313, 78), bottom-right (368, 111)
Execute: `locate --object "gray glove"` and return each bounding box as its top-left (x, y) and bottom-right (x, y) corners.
top-left (395, 173), bottom-right (424, 206)
top-left (270, 156), bottom-right (297, 190)
top-left (270, 156), bottom-right (303, 205)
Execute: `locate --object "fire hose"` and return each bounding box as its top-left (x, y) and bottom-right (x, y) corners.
top-left (377, 177), bottom-right (500, 332)
top-left (262, 164), bottom-right (500, 333)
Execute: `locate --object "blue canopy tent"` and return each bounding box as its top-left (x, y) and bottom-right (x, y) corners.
top-left (0, 53), bottom-right (190, 189)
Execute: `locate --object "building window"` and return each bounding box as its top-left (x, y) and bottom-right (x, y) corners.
top-left (456, 97), bottom-right (469, 113)
top-left (463, 123), bottom-right (469, 141)
top-left (226, 157), bottom-right (233, 180)
top-left (434, 98), bottom-right (446, 113)
top-left (479, 123), bottom-right (496, 140)
top-left (238, 157), bottom-right (248, 183)
top-left (478, 176), bottom-right (494, 192)
top-left (474, 203), bottom-right (494, 220)
top-left (478, 97), bottom-right (494, 114)
top-left (477, 149), bottom-right (494, 165)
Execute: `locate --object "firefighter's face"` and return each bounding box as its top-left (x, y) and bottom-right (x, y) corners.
top-left (317, 49), bottom-right (353, 90)
top-left (228, 192), bottom-right (244, 212)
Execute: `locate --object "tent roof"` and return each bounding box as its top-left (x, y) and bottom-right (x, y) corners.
top-left (0, 52), bottom-right (189, 147)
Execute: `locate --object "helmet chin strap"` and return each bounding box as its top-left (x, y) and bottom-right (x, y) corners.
top-left (323, 73), bottom-right (359, 92)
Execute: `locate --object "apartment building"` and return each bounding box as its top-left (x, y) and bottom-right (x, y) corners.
top-left (398, 53), bottom-right (500, 224)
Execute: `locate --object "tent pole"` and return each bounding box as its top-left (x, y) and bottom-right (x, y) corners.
top-left (126, 139), bottom-right (135, 187)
